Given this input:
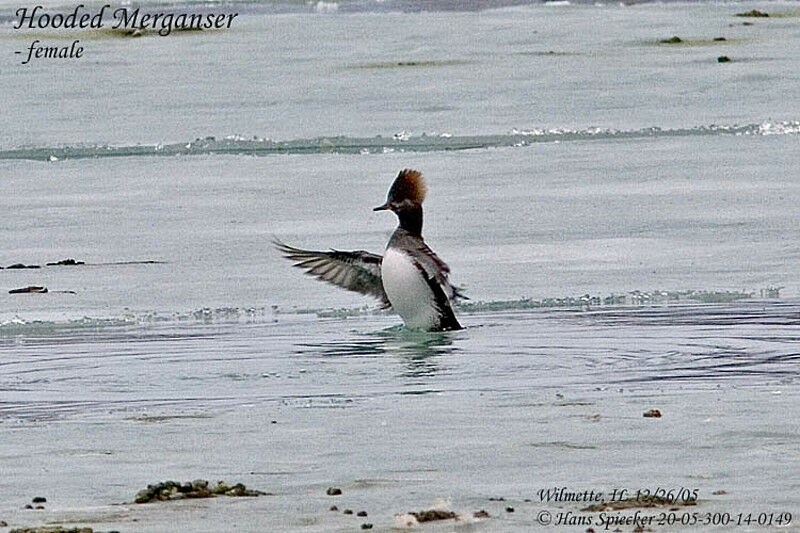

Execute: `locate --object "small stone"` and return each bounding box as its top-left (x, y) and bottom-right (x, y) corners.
top-left (361, 524), bottom-right (373, 530)
top-left (357, 511), bottom-right (368, 517)
top-left (713, 37), bottom-right (726, 41)
top-left (488, 497), bottom-right (505, 501)
top-left (326, 487), bottom-right (342, 496)
top-left (660, 36), bottom-right (682, 44)
top-left (343, 509), bottom-right (353, 515)
top-left (6, 263), bottom-right (40, 269)
top-left (32, 497), bottom-right (46, 503)
top-left (329, 505), bottom-right (338, 511)
top-left (643, 409), bottom-right (662, 418)
top-left (24, 504), bottom-right (33, 509)
top-left (474, 510), bottom-right (490, 518)
top-left (718, 56), bottom-right (731, 63)
top-left (712, 489), bottom-right (727, 495)
top-left (506, 506), bottom-right (515, 513)
top-left (0, 520), bottom-right (7, 527)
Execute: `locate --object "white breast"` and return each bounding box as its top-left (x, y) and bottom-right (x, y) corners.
top-left (381, 247), bottom-right (440, 330)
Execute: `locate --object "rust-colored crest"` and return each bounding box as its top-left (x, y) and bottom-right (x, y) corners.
top-left (388, 169), bottom-right (427, 205)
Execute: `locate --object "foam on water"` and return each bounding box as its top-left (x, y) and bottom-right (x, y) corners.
top-left (0, 121), bottom-right (797, 161)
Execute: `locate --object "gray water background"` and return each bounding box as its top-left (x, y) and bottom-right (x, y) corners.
top-left (1, 1), bottom-right (799, 530)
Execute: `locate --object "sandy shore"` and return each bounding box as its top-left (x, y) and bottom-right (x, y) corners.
top-left (2, 382), bottom-right (797, 532)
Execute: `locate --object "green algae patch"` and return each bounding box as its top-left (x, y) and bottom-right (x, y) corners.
top-left (735, 9), bottom-right (769, 17)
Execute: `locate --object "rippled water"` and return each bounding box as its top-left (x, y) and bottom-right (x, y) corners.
top-left (4, 301), bottom-right (800, 422)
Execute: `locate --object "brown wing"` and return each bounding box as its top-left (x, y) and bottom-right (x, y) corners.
top-left (409, 240), bottom-right (468, 302)
top-left (273, 238), bottom-right (391, 308)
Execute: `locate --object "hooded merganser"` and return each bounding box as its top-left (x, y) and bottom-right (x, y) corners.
top-left (275, 169), bottom-right (464, 331)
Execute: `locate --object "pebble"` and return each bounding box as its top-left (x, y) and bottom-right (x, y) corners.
top-left (343, 509), bottom-right (353, 515)
top-left (506, 506), bottom-right (515, 513)
top-left (329, 505), bottom-right (338, 511)
top-left (717, 56), bottom-right (731, 63)
top-left (643, 409), bottom-right (662, 418)
top-left (31, 498), bottom-right (46, 504)
top-left (357, 511), bottom-right (368, 517)
top-left (326, 487), bottom-right (342, 496)
top-left (360, 524), bottom-right (373, 530)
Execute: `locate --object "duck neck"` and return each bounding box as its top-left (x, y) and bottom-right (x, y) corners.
top-left (397, 206), bottom-right (423, 236)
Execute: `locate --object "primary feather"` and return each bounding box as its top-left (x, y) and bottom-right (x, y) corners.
top-left (273, 238), bottom-right (391, 308)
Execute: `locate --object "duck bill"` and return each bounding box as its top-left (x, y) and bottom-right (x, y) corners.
top-left (373, 202), bottom-right (390, 211)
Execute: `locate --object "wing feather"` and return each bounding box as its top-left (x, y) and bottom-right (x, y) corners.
top-left (407, 240), bottom-right (468, 302)
top-left (274, 238), bottom-right (391, 308)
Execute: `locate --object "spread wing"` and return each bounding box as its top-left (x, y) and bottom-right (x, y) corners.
top-left (273, 238), bottom-right (391, 308)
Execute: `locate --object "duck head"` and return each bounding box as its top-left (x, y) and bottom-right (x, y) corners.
top-left (373, 169), bottom-right (427, 235)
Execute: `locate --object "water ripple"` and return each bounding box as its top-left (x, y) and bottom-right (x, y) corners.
top-left (2, 121), bottom-right (797, 161)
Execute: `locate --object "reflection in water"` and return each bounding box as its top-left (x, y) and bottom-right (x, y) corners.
top-left (293, 326), bottom-right (463, 379)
